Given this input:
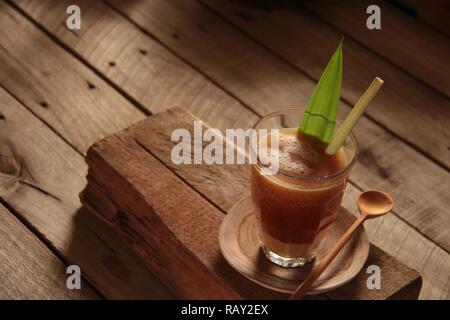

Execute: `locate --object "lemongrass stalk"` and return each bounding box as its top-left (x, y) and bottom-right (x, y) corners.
top-left (325, 77), bottom-right (384, 155)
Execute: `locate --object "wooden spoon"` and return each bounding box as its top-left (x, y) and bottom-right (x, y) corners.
top-left (289, 190), bottom-right (393, 300)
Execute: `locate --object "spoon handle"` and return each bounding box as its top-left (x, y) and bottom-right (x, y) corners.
top-left (289, 213), bottom-right (367, 300)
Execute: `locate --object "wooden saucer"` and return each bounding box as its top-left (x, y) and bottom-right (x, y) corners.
top-left (219, 195), bottom-right (370, 295)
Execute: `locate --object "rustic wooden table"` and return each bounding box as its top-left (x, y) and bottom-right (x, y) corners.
top-left (0, 0), bottom-right (448, 300)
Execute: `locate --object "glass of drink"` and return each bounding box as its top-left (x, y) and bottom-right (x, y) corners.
top-left (251, 108), bottom-right (358, 267)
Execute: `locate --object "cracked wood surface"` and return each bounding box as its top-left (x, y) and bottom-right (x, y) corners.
top-left (81, 108), bottom-right (421, 300)
top-left (0, 0), bottom-right (448, 299)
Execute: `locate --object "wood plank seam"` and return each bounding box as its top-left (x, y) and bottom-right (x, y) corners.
top-left (134, 138), bottom-right (387, 299)
top-left (5, 0), bottom-right (152, 118)
top-left (0, 86), bottom-right (105, 298)
top-left (12, 0), bottom-right (448, 225)
top-left (171, 2), bottom-right (445, 172)
top-left (133, 138), bottom-right (338, 300)
top-left (7, 0), bottom-right (261, 144)
top-left (0, 5), bottom-right (182, 299)
top-left (302, 0), bottom-right (450, 99)
top-left (133, 139), bottom-right (226, 214)
top-left (197, 0), bottom-right (450, 172)
top-left (80, 108), bottom-right (421, 299)
top-left (348, 178), bottom-right (449, 255)
top-left (8, 0), bottom-right (450, 177)
top-left (297, 2), bottom-right (450, 101)
top-left (0, 83), bottom-right (85, 163)
top-left (0, 190), bottom-right (104, 299)
top-left (87, 0), bottom-right (450, 254)
top-left (9, 0), bottom-right (449, 256)
top-left (125, 108), bottom-right (437, 298)
top-left (102, 0), bottom-right (263, 119)
top-left (84, 136), bottom-right (250, 299)
top-left (100, 0), bottom-right (445, 255)
top-left (0, 203), bottom-right (99, 299)
top-left (10, 0), bottom-right (446, 252)
top-left (3, 0), bottom-right (446, 298)
top-left (0, 90), bottom-right (107, 297)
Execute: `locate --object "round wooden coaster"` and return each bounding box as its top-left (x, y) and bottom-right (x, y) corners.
top-left (219, 195), bottom-right (369, 295)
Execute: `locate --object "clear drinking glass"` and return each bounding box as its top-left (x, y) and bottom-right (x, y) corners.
top-left (251, 108), bottom-right (358, 267)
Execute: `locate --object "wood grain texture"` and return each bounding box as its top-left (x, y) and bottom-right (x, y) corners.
top-left (302, 0), bottom-right (450, 98)
top-left (202, 0), bottom-right (450, 169)
top-left (88, 0), bottom-right (447, 298)
top-left (12, 0), bottom-right (255, 131)
top-left (103, 0), bottom-right (450, 253)
top-left (6, 0), bottom-right (447, 299)
top-left (219, 196), bottom-right (370, 294)
top-left (82, 131), bottom-right (286, 300)
top-left (417, 0), bottom-right (450, 37)
top-left (0, 8), bottom-right (173, 298)
top-left (13, 0), bottom-right (450, 257)
top-left (132, 108), bottom-right (449, 299)
top-left (341, 186), bottom-right (449, 300)
top-left (81, 108), bottom-right (421, 300)
top-left (0, 203), bottom-right (98, 299)
top-left (0, 2), bottom-right (144, 153)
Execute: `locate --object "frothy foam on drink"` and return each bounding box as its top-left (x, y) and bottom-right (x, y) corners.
top-left (278, 133), bottom-right (322, 175)
top-left (257, 128), bottom-right (346, 177)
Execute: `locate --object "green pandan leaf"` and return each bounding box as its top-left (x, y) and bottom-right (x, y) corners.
top-left (299, 40), bottom-right (343, 144)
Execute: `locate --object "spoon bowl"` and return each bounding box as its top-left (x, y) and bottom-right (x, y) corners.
top-left (358, 190), bottom-right (394, 218)
top-left (290, 190), bottom-right (394, 299)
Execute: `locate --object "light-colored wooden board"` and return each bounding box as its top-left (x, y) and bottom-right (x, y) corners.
top-left (202, 0), bottom-right (450, 169)
top-left (0, 2), bottom-right (144, 153)
top-left (81, 108), bottom-right (421, 299)
top-left (0, 86), bottom-right (173, 299)
top-left (104, 0), bottom-right (450, 253)
top-left (12, 0), bottom-right (255, 132)
top-left (0, 203), bottom-right (98, 299)
top-left (6, 0), bottom-right (448, 299)
top-left (302, 0), bottom-right (450, 98)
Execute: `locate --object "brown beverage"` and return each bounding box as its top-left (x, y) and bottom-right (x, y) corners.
top-left (252, 126), bottom-right (356, 267)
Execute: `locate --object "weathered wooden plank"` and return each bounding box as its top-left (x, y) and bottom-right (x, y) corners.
top-left (342, 186), bottom-right (450, 300)
top-left (202, 0), bottom-right (450, 168)
top-left (0, 203), bottom-right (99, 299)
top-left (103, 0), bottom-right (450, 254)
top-left (0, 2), bottom-right (144, 153)
top-left (11, 0), bottom-right (255, 132)
top-left (81, 108), bottom-right (422, 300)
top-left (1, 0), bottom-right (255, 299)
top-left (96, 0), bottom-right (449, 297)
top-left (133, 108), bottom-right (449, 300)
top-left (11, 0), bottom-right (448, 299)
top-left (302, 0), bottom-right (450, 98)
top-left (13, 0), bottom-right (450, 255)
top-left (0, 86), bottom-right (173, 299)
top-left (83, 135), bottom-right (286, 300)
